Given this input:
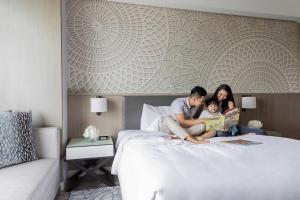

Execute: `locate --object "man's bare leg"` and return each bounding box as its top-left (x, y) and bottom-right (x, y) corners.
top-left (185, 135), bottom-right (209, 144)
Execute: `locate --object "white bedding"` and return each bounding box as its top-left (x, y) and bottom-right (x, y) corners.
top-left (112, 130), bottom-right (300, 200)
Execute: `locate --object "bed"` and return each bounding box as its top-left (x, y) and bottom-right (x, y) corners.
top-left (112, 96), bottom-right (300, 200)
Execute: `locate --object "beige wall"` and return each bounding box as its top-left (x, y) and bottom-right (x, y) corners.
top-left (68, 95), bottom-right (123, 139)
top-left (298, 23), bottom-right (300, 91)
top-left (68, 93), bottom-right (300, 139)
top-left (64, 3), bottom-right (300, 140)
top-left (235, 94), bottom-right (300, 139)
top-left (65, 0), bottom-right (298, 94)
top-left (0, 0), bottom-right (62, 128)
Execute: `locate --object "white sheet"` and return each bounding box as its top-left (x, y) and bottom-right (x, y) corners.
top-left (112, 130), bottom-right (300, 200)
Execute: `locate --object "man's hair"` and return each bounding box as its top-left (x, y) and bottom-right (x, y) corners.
top-left (205, 96), bottom-right (219, 107)
top-left (190, 86), bottom-right (207, 97)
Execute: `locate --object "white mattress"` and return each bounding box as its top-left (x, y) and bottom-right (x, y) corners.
top-left (112, 130), bottom-right (300, 200)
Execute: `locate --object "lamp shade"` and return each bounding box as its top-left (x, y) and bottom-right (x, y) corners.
top-left (90, 97), bottom-right (107, 113)
top-left (242, 96), bottom-right (256, 109)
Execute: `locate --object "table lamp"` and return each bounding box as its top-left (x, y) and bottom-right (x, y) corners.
top-left (242, 96), bottom-right (256, 111)
top-left (90, 96), bottom-right (107, 115)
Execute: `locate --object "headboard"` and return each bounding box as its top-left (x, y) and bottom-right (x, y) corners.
top-left (123, 95), bottom-right (185, 130)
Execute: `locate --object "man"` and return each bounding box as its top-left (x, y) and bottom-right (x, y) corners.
top-left (160, 86), bottom-right (213, 144)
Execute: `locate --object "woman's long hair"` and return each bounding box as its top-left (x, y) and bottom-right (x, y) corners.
top-left (212, 84), bottom-right (235, 113)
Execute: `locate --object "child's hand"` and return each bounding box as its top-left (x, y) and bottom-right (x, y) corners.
top-left (221, 127), bottom-right (227, 131)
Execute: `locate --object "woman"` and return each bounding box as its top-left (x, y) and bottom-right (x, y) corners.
top-left (210, 84), bottom-right (237, 136)
top-left (212, 84), bottom-right (235, 114)
top-left (212, 84), bottom-right (266, 136)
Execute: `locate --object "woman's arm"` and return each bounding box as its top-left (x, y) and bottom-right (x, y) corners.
top-left (228, 101), bottom-right (235, 109)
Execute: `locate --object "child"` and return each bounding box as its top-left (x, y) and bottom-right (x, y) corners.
top-left (200, 97), bottom-right (222, 118)
top-left (200, 97), bottom-right (239, 137)
top-left (198, 97), bottom-right (221, 138)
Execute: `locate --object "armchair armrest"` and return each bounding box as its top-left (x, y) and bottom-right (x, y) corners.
top-left (33, 127), bottom-right (60, 159)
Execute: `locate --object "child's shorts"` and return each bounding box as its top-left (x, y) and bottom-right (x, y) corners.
top-left (216, 125), bottom-right (239, 137)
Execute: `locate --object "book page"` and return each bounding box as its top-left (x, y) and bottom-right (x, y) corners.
top-left (204, 116), bottom-right (225, 131)
top-left (222, 139), bottom-right (263, 146)
top-left (224, 108), bottom-right (240, 128)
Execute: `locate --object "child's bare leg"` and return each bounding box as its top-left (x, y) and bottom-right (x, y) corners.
top-left (197, 131), bottom-right (216, 139)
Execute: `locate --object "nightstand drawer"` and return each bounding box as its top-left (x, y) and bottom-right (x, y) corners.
top-left (66, 144), bottom-right (114, 160)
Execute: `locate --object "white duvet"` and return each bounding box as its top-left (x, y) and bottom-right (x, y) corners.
top-left (111, 130), bottom-right (300, 200)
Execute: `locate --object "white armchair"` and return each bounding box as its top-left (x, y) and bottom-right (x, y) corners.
top-left (34, 127), bottom-right (60, 159)
top-left (0, 127), bottom-right (61, 200)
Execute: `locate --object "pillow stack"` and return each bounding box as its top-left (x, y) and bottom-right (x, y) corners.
top-left (0, 111), bottom-right (38, 169)
top-left (140, 104), bottom-right (171, 131)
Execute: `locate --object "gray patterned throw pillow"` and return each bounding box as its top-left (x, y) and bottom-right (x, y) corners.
top-left (0, 111), bottom-right (38, 169)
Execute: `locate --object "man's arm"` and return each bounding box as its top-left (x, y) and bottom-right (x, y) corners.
top-left (175, 113), bottom-right (204, 128)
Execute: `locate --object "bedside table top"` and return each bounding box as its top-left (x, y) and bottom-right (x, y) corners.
top-left (66, 137), bottom-right (114, 160)
top-left (67, 137), bottom-right (113, 148)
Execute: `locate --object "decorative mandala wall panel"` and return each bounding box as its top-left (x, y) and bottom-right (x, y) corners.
top-left (65, 0), bottom-right (298, 94)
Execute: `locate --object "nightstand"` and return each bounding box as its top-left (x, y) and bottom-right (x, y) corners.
top-left (65, 137), bottom-right (115, 191)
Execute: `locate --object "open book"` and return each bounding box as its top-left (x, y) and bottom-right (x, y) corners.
top-left (222, 139), bottom-right (263, 146)
top-left (203, 108), bottom-right (240, 131)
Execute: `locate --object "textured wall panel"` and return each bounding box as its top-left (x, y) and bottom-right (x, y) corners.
top-left (65, 0), bottom-right (298, 94)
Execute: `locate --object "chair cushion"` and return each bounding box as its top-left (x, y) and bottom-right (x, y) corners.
top-left (0, 111), bottom-right (38, 169)
top-left (0, 158), bottom-right (59, 200)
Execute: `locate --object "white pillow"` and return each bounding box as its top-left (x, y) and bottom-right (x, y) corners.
top-left (140, 104), bottom-right (170, 131)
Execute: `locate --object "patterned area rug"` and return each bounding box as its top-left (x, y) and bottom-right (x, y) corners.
top-left (69, 186), bottom-right (121, 200)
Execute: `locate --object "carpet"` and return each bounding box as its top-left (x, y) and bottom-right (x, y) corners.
top-left (69, 186), bottom-right (122, 200)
